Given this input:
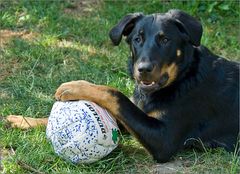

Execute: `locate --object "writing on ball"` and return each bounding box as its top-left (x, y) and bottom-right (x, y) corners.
top-left (84, 102), bottom-right (107, 135)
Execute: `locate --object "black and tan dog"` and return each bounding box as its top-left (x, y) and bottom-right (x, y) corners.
top-left (7, 9), bottom-right (239, 162)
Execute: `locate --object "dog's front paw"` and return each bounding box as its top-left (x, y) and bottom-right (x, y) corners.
top-left (55, 80), bottom-right (93, 101)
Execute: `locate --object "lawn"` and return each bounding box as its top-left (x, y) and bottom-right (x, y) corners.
top-left (0, 0), bottom-right (239, 173)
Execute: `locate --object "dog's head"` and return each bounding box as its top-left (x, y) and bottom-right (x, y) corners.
top-left (109, 9), bottom-right (202, 94)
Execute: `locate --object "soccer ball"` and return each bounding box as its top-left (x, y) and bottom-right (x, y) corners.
top-left (46, 100), bottom-right (119, 163)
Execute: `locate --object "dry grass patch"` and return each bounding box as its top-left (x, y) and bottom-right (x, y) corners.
top-left (0, 29), bottom-right (38, 47)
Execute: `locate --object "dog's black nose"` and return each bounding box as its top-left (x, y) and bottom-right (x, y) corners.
top-left (138, 62), bottom-right (154, 73)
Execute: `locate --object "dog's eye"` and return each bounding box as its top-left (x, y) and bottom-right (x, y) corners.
top-left (134, 36), bottom-right (142, 43)
top-left (162, 38), bottom-right (169, 44)
top-left (157, 36), bottom-right (169, 45)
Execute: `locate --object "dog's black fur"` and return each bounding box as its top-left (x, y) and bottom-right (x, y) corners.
top-left (109, 9), bottom-right (239, 162)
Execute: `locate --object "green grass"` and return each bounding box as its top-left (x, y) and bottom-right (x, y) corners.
top-left (0, 0), bottom-right (239, 173)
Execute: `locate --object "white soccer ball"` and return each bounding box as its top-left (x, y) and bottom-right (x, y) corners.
top-left (46, 100), bottom-right (119, 163)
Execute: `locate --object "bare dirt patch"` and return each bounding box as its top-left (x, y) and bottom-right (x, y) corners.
top-left (64, 0), bottom-right (101, 17)
top-left (150, 158), bottom-right (193, 174)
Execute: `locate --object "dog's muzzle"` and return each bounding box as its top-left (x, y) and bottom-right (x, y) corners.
top-left (135, 62), bottom-right (169, 93)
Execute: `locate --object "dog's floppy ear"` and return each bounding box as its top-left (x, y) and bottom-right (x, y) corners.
top-left (109, 13), bottom-right (144, 46)
top-left (167, 9), bottom-right (203, 46)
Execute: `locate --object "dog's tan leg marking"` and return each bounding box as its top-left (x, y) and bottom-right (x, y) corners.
top-left (6, 115), bottom-right (48, 129)
top-left (147, 109), bottom-right (166, 120)
top-left (55, 80), bottom-right (121, 119)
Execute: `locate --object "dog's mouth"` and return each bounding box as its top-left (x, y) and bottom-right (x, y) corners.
top-left (140, 80), bottom-right (158, 88)
top-left (137, 80), bottom-right (160, 92)
top-left (136, 74), bottom-right (169, 93)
